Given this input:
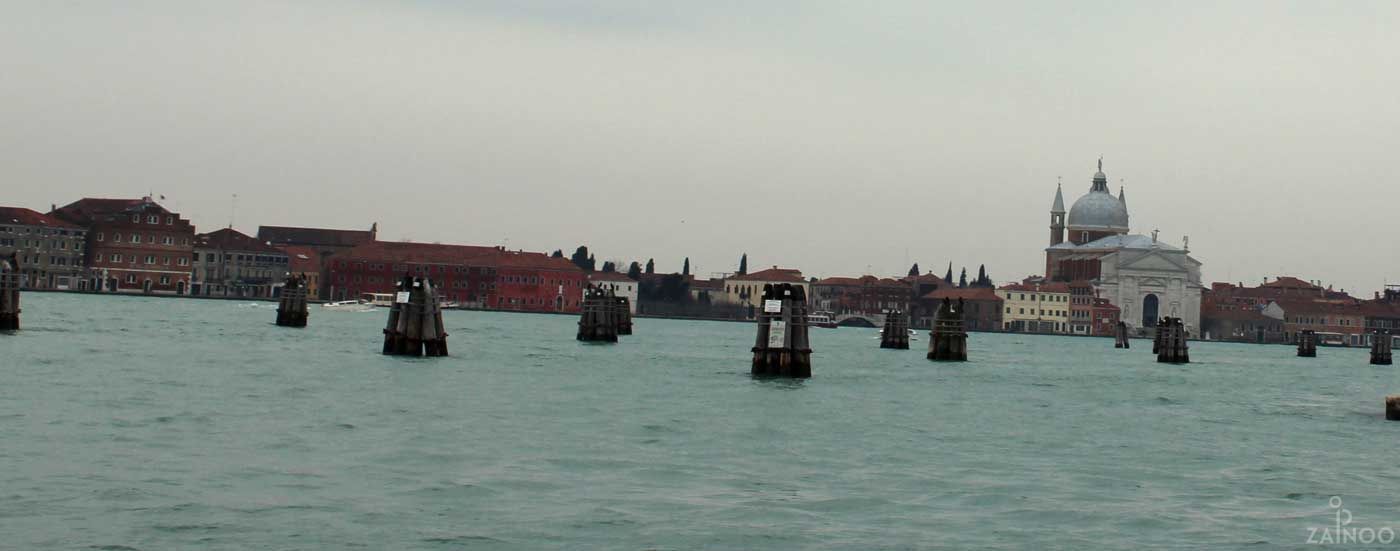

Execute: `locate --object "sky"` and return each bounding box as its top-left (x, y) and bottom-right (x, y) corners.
top-left (3, 1), bottom-right (1397, 294)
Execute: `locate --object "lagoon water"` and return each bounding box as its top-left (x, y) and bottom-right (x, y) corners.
top-left (3, 292), bottom-right (1399, 549)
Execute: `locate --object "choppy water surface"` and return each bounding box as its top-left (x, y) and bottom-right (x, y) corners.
top-left (3, 293), bottom-right (1399, 549)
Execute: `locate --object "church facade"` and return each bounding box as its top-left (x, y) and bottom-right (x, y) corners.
top-left (1043, 160), bottom-right (1203, 334)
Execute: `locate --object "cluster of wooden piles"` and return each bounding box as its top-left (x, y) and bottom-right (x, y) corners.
top-left (1373, 330), bottom-right (1393, 366)
top-left (927, 298), bottom-right (967, 361)
top-left (1114, 321), bottom-right (1130, 349)
top-left (382, 275), bottom-right (449, 357)
top-left (578, 285), bottom-right (632, 343)
top-left (0, 253), bottom-right (18, 331)
top-left (1152, 317), bottom-right (1190, 364)
top-left (275, 274), bottom-right (310, 328)
top-left (1296, 329), bottom-right (1317, 357)
top-left (751, 283), bottom-right (811, 377)
top-left (879, 310), bottom-right (910, 349)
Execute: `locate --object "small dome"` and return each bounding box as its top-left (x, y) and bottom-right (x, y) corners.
top-left (1068, 190), bottom-right (1129, 231)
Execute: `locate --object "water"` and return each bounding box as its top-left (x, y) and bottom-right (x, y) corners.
top-left (3, 293), bottom-right (1398, 549)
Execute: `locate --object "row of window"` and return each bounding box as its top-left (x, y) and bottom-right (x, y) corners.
top-left (95, 232), bottom-right (188, 246)
top-left (15, 255), bottom-right (77, 266)
top-left (0, 226), bottom-right (83, 237)
top-left (1004, 292), bottom-right (1068, 302)
top-left (120, 273), bottom-right (177, 285)
top-left (133, 213), bottom-right (177, 225)
top-left (95, 253), bottom-right (191, 267)
top-left (199, 252), bottom-right (287, 264)
top-left (1006, 307), bottom-right (1069, 317)
top-left (0, 238), bottom-right (83, 251)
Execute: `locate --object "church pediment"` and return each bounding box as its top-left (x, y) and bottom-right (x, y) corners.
top-left (1118, 250), bottom-right (1188, 272)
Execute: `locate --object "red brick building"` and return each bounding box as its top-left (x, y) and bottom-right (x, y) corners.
top-left (811, 275), bottom-right (912, 318)
top-left (493, 251), bottom-right (588, 313)
top-left (258, 224), bottom-right (377, 299)
top-left (326, 241), bottom-right (587, 312)
top-left (52, 197), bottom-right (196, 294)
top-left (1090, 298), bottom-right (1122, 336)
top-left (328, 241), bottom-right (499, 306)
top-left (917, 286), bottom-right (1003, 332)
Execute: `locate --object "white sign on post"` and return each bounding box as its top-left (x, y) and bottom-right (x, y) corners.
top-left (763, 299), bottom-right (783, 313)
top-left (768, 320), bottom-right (787, 348)
top-left (395, 291), bottom-right (411, 304)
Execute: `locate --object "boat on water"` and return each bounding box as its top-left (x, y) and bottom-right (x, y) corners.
top-left (322, 299), bottom-right (375, 312)
top-left (360, 293), bottom-right (396, 307)
top-left (808, 312), bottom-right (838, 328)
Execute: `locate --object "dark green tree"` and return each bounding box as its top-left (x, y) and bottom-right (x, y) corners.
top-left (570, 246), bottom-right (590, 271)
top-left (551, 249), bottom-right (563, 258)
top-left (908, 263), bottom-right (920, 277)
top-left (682, 257), bottom-right (690, 276)
top-left (958, 267), bottom-right (968, 288)
top-left (586, 253), bottom-right (596, 272)
top-left (738, 253), bottom-right (748, 275)
top-left (943, 262), bottom-right (953, 284)
top-left (626, 261), bottom-right (642, 280)
top-left (601, 261), bottom-right (616, 273)
top-left (645, 258), bottom-right (655, 274)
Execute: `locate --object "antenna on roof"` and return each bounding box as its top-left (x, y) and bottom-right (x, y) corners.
top-left (229, 194), bottom-right (238, 230)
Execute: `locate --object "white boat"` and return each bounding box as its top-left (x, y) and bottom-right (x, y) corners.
top-left (322, 299), bottom-right (374, 312)
top-left (361, 293), bottom-right (396, 307)
top-left (808, 312), bottom-right (838, 328)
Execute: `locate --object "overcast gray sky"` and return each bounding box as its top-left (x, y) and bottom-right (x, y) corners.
top-left (3, 1), bottom-right (1397, 293)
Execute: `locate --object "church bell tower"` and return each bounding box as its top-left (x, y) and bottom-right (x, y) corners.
top-left (1049, 180), bottom-right (1066, 246)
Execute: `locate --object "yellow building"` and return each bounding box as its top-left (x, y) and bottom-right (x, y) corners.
top-left (999, 281), bottom-right (1071, 333)
top-left (723, 267), bottom-right (808, 308)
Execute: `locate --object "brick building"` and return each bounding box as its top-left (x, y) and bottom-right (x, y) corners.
top-left (1090, 297), bottom-right (1122, 336)
top-left (0, 206), bottom-right (88, 289)
top-left (493, 250), bottom-right (588, 313)
top-left (917, 286), bottom-right (1003, 332)
top-left (192, 228), bottom-right (289, 298)
top-left (52, 197), bottom-right (195, 294)
top-left (328, 241), bottom-right (499, 306)
top-left (279, 245), bottom-right (324, 299)
top-left (258, 224), bottom-right (377, 299)
top-left (811, 275), bottom-right (912, 318)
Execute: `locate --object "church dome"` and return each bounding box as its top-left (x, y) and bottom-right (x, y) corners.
top-left (1066, 159), bottom-right (1129, 231)
top-left (1067, 191), bottom-right (1129, 231)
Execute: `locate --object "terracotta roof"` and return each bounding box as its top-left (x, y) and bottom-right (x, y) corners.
top-left (341, 241), bottom-right (500, 265)
top-left (1202, 307), bottom-right (1273, 321)
top-left (998, 282), bottom-right (1070, 293)
top-left (0, 206), bottom-right (81, 229)
top-left (493, 250), bottom-right (584, 272)
top-left (922, 286), bottom-right (1002, 301)
top-left (51, 197), bottom-right (159, 225)
top-left (815, 275), bottom-right (909, 288)
top-left (1270, 298), bottom-right (1366, 317)
top-left (195, 228), bottom-right (284, 254)
top-left (1262, 276), bottom-right (1321, 290)
top-left (588, 272), bottom-right (636, 283)
top-left (730, 267), bottom-right (805, 282)
top-left (257, 225), bottom-right (375, 248)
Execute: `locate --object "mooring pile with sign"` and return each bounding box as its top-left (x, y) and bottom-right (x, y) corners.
top-left (382, 275), bottom-right (449, 357)
top-left (751, 283), bottom-right (811, 377)
top-left (577, 285), bottom-right (620, 343)
top-left (0, 252), bottom-right (18, 331)
top-left (275, 274), bottom-right (310, 328)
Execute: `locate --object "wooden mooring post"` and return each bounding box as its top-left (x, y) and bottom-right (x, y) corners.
top-left (1114, 321), bottom-right (1130, 349)
top-left (927, 298), bottom-right (968, 361)
top-left (615, 296), bottom-right (633, 336)
top-left (0, 252), bottom-right (19, 331)
top-left (275, 274), bottom-right (310, 328)
top-left (1372, 330), bottom-right (1393, 366)
top-left (1297, 329), bottom-right (1317, 358)
top-left (382, 275), bottom-right (449, 357)
top-left (577, 285), bottom-right (618, 343)
top-left (1386, 395), bottom-right (1400, 421)
top-left (1155, 317), bottom-right (1189, 364)
top-left (751, 283), bottom-right (811, 377)
top-left (880, 310), bottom-right (909, 349)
